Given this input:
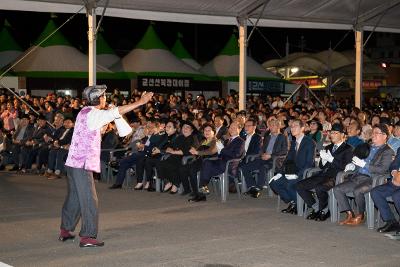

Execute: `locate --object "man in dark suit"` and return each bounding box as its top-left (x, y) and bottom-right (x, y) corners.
top-left (371, 147), bottom-right (400, 233)
top-left (334, 123), bottom-right (394, 226)
top-left (46, 117), bottom-right (75, 179)
top-left (270, 119), bottom-right (316, 214)
top-left (37, 112), bottom-right (66, 172)
top-left (193, 121), bottom-right (245, 202)
top-left (296, 123), bottom-right (353, 221)
top-left (242, 118), bottom-right (262, 157)
top-left (241, 118), bottom-right (288, 198)
top-left (214, 115), bottom-right (228, 141)
top-left (20, 114), bottom-right (52, 172)
top-left (10, 114), bottom-right (35, 169)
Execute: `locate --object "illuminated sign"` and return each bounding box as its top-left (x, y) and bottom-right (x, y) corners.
top-left (138, 76), bottom-right (192, 90)
top-left (247, 80), bottom-right (284, 93)
top-left (363, 80), bottom-right (383, 90)
top-left (288, 76), bottom-right (326, 89)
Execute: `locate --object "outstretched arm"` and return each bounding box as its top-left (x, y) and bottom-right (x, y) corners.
top-left (118, 92), bottom-right (153, 116)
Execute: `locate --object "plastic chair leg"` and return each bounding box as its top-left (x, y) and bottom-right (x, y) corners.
top-left (276, 195), bottom-right (281, 212)
top-left (234, 177), bottom-right (241, 199)
top-left (365, 193), bottom-right (375, 229)
top-left (221, 174), bottom-right (228, 202)
top-left (328, 189), bottom-right (338, 223)
top-left (297, 193), bottom-right (304, 217)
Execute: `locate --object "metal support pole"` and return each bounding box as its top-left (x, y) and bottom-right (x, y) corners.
top-left (285, 36), bottom-right (290, 78)
top-left (88, 7), bottom-right (96, 86)
top-left (355, 29), bottom-right (363, 109)
top-left (238, 18), bottom-right (247, 111)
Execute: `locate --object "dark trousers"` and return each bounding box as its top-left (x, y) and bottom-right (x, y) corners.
top-left (241, 159), bottom-right (271, 189)
top-left (270, 176), bottom-right (301, 203)
top-left (199, 159), bottom-right (226, 187)
top-left (144, 156), bottom-right (161, 181)
top-left (61, 167), bottom-right (98, 237)
top-left (371, 181), bottom-right (400, 222)
top-left (55, 149), bottom-right (68, 173)
top-left (22, 145), bottom-right (40, 169)
top-left (115, 153), bottom-right (145, 185)
top-left (37, 146), bottom-right (50, 170)
top-left (333, 174), bottom-right (372, 214)
top-left (296, 173), bottom-right (335, 210)
top-left (156, 155), bottom-right (182, 187)
top-left (48, 148), bottom-right (59, 170)
top-left (10, 143), bottom-right (21, 165)
top-left (179, 158), bottom-right (203, 193)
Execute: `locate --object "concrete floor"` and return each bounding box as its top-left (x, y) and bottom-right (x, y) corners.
top-left (1, 172), bottom-right (400, 267)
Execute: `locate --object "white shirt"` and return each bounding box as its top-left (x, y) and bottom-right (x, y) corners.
top-left (332, 141), bottom-right (344, 152)
top-left (295, 134), bottom-right (304, 151)
top-left (229, 135), bottom-right (239, 142)
top-left (59, 128), bottom-right (71, 140)
top-left (87, 106), bottom-right (121, 131)
top-left (216, 125), bottom-right (222, 136)
top-left (245, 133), bottom-right (253, 153)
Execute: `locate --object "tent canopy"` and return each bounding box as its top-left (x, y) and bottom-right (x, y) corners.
top-left (0, 20), bottom-right (23, 69)
top-left (95, 31), bottom-right (120, 68)
top-left (12, 19), bottom-right (112, 78)
top-left (111, 24), bottom-right (205, 79)
top-left (171, 36), bottom-right (202, 70)
top-left (201, 34), bottom-right (280, 81)
top-left (2, 0), bottom-right (400, 33)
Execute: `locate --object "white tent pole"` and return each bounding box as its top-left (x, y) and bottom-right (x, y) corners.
top-left (355, 29), bottom-right (363, 109)
top-left (88, 7), bottom-right (96, 86)
top-left (238, 18), bottom-right (247, 111)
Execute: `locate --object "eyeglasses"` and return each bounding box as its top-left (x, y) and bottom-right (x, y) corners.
top-left (372, 131), bottom-right (386, 136)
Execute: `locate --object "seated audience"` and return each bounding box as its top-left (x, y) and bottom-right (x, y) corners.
top-left (296, 123), bottom-right (353, 221)
top-left (334, 124), bottom-right (394, 226)
top-left (270, 119), bottom-right (316, 215)
top-left (196, 121), bottom-right (245, 201)
top-left (156, 121), bottom-right (199, 194)
top-left (241, 118), bottom-right (288, 198)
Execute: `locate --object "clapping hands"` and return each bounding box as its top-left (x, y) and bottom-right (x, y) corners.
top-left (352, 156), bottom-right (366, 168)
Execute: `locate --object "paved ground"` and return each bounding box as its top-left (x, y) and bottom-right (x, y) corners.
top-left (1, 172), bottom-right (400, 267)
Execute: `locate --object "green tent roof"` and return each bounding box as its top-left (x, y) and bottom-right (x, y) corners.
top-left (0, 22), bottom-right (22, 52)
top-left (219, 34), bottom-right (238, 56)
top-left (97, 32), bottom-right (115, 55)
top-left (171, 37), bottom-right (192, 59)
top-left (135, 24), bottom-right (168, 50)
top-left (34, 20), bottom-right (71, 47)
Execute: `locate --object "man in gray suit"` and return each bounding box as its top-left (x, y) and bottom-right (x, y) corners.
top-left (241, 119), bottom-right (288, 198)
top-left (334, 123), bottom-right (394, 226)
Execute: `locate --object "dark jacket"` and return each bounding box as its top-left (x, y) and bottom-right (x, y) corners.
top-left (285, 135), bottom-right (316, 178)
top-left (220, 136), bottom-right (245, 162)
top-left (31, 124), bottom-right (52, 145)
top-left (364, 144), bottom-right (395, 176)
top-left (157, 133), bottom-right (178, 154)
top-left (216, 125), bottom-right (228, 141)
top-left (13, 123), bottom-right (35, 145)
top-left (389, 147), bottom-right (400, 174)
top-left (58, 127), bottom-right (74, 147)
top-left (141, 134), bottom-right (163, 157)
top-left (244, 133), bottom-right (262, 157)
top-left (319, 142), bottom-right (354, 178)
top-left (262, 132), bottom-right (289, 157)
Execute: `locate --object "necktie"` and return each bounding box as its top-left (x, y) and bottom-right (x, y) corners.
top-left (332, 145), bottom-right (338, 153)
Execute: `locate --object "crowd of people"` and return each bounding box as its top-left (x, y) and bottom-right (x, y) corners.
top-left (2, 89), bottom-right (400, 238)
